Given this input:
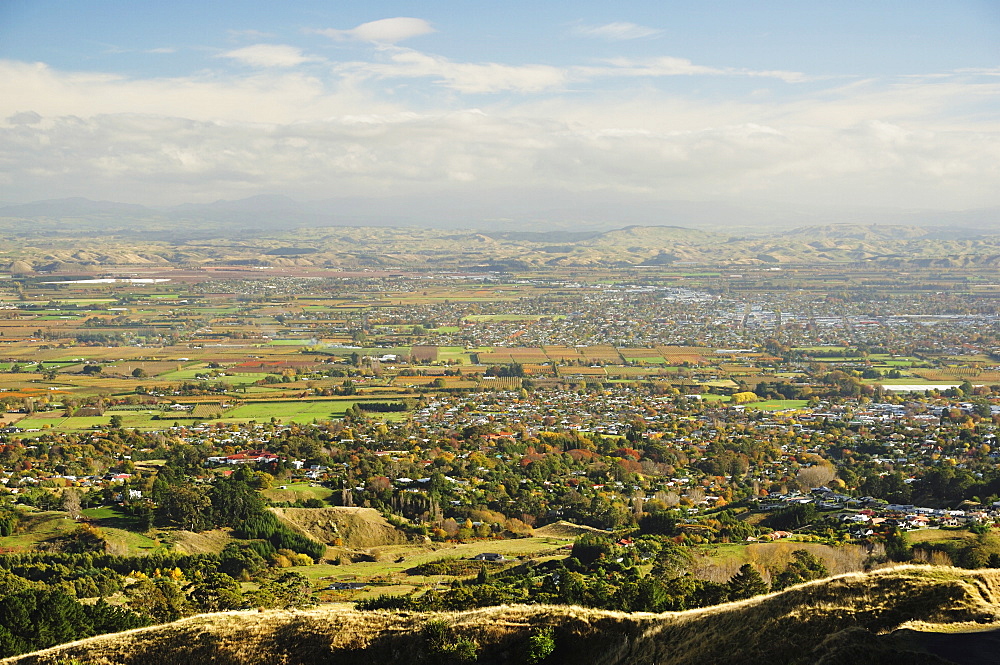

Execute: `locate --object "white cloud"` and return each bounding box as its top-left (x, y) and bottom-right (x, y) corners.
top-left (581, 57), bottom-right (808, 83)
top-left (573, 22), bottom-right (662, 41)
top-left (314, 17), bottom-right (435, 44)
top-left (337, 48), bottom-right (568, 94)
top-left (0, 58), bottom-right (998, 210)
top-left (0, 60), bottom-right (396, 124)
top-left (335, 50), bottom-right (808, 95)
top-left (147, 48), bottom-right (176, 54)
top-left (583, 56), bottom-right (719, 77)
top-left (219, 44), bottom-right (321, 68)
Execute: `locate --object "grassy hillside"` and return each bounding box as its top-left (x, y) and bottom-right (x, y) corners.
top-left (8, 565), bottom-right (1000, 665)
top-left (270, 507), bottom-right (410, 550)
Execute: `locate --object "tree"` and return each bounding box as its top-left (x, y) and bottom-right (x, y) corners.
top-left (157, 484), bottom-right (212, 531)
top-left (731, 391), bottom-right (759, 405)
top-left (0, 588), bottom-right (94, 658)
top-left (526, 627), bottom-right (556, 664)
top-left (639, 511), bottom-right (679, 535)
top-left (796, 464), bottom-right (837, 491)
top-left (87, 598), bottom-right (148, 634)
top-left (125, 578), bottom-right (189, 622)
top-left (727, 563), bottom-right (769, 600)
top-left (219, 543), bottom-right (269, 578)
top-left (109, 415), bottom-right (123, 429)
top-left (61, 488), bottom-right (82, 519)
top-left (651, 545), bottom-right (694, 580)
top-left (771, 549), bottom-right (829, 590)
top-left (187, 573), bottom-right (244, 612)
top-left (571, 533), bottom-right (613, 566)
top-left (246, 572), bottom-right (314, 609)
top-left (132, 367), bottom-right (147, 378)
top-left (211, 470), bottom-right (266, 527)
top-left (884, 527), bottom-right (911, 562)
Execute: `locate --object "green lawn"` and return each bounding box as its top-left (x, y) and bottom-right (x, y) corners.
top-left (16, 411), bottom-right (169, 433)
top-left (80, 506), bottom-right (163, 553)
top-left (0, 510), bottom-right (78, 550)
top-left (101, 527), bottom-right (161, 552)
top-left (220, 399), bottom-right (409, 424)
top-left (745, 399), bottom-right (810, 411)
top-left (17, 399), bottom-right (397, 431)
top-left (81, 507), bottom-right (126, 520)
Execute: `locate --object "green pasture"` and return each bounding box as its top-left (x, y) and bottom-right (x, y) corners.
top-left (154, 366), bottom-right (213, 381)
top-left (81, 507), bottom-right (127, 520)
top-left (0, 510), bottom-right (78, 550)
top-left (79, 507), bottom-right (162, 553)
top-left (437, 346), bottom-right (487, 361)
top-left (103, 527), bottom-right (161, 551)
top-left (745, 399), bottom-right (810, 410)
top-left (220, 399), bottom-right (407, 424)
top-left (60, 299), bottom-right (118, 304)
top-left (14, 411), bottom-right (169, 433)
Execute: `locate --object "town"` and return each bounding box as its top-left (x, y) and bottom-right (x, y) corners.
top-left (0, 257), bottom-right (997, 649)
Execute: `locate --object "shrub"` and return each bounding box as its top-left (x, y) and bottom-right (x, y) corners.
top-left (525, 627), bottom-right (556, 663)
top-left (422, 618), bottom-right (479, 663)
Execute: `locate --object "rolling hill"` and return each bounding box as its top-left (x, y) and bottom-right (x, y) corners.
top-left (7, 565), bottom-right (1000, 664)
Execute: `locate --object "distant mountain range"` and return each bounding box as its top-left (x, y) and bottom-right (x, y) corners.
top-left (1, 194), bottom-right (997, 236)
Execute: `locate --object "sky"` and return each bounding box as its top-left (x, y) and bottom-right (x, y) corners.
top-left (1, 1), bottom-right (998, 218)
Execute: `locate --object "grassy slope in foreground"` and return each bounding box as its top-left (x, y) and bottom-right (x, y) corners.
top-left (7, 565), bottom-right (1000, 665)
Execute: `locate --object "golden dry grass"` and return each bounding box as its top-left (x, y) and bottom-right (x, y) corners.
top-left (271, 507), bottom-right (409, 550)
top-left (9, 566), bottom-right (1000, 665)
top-left (532, 520), bottom-right (606, 539)
top-left (170, 528), bottom-right (234, 555)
